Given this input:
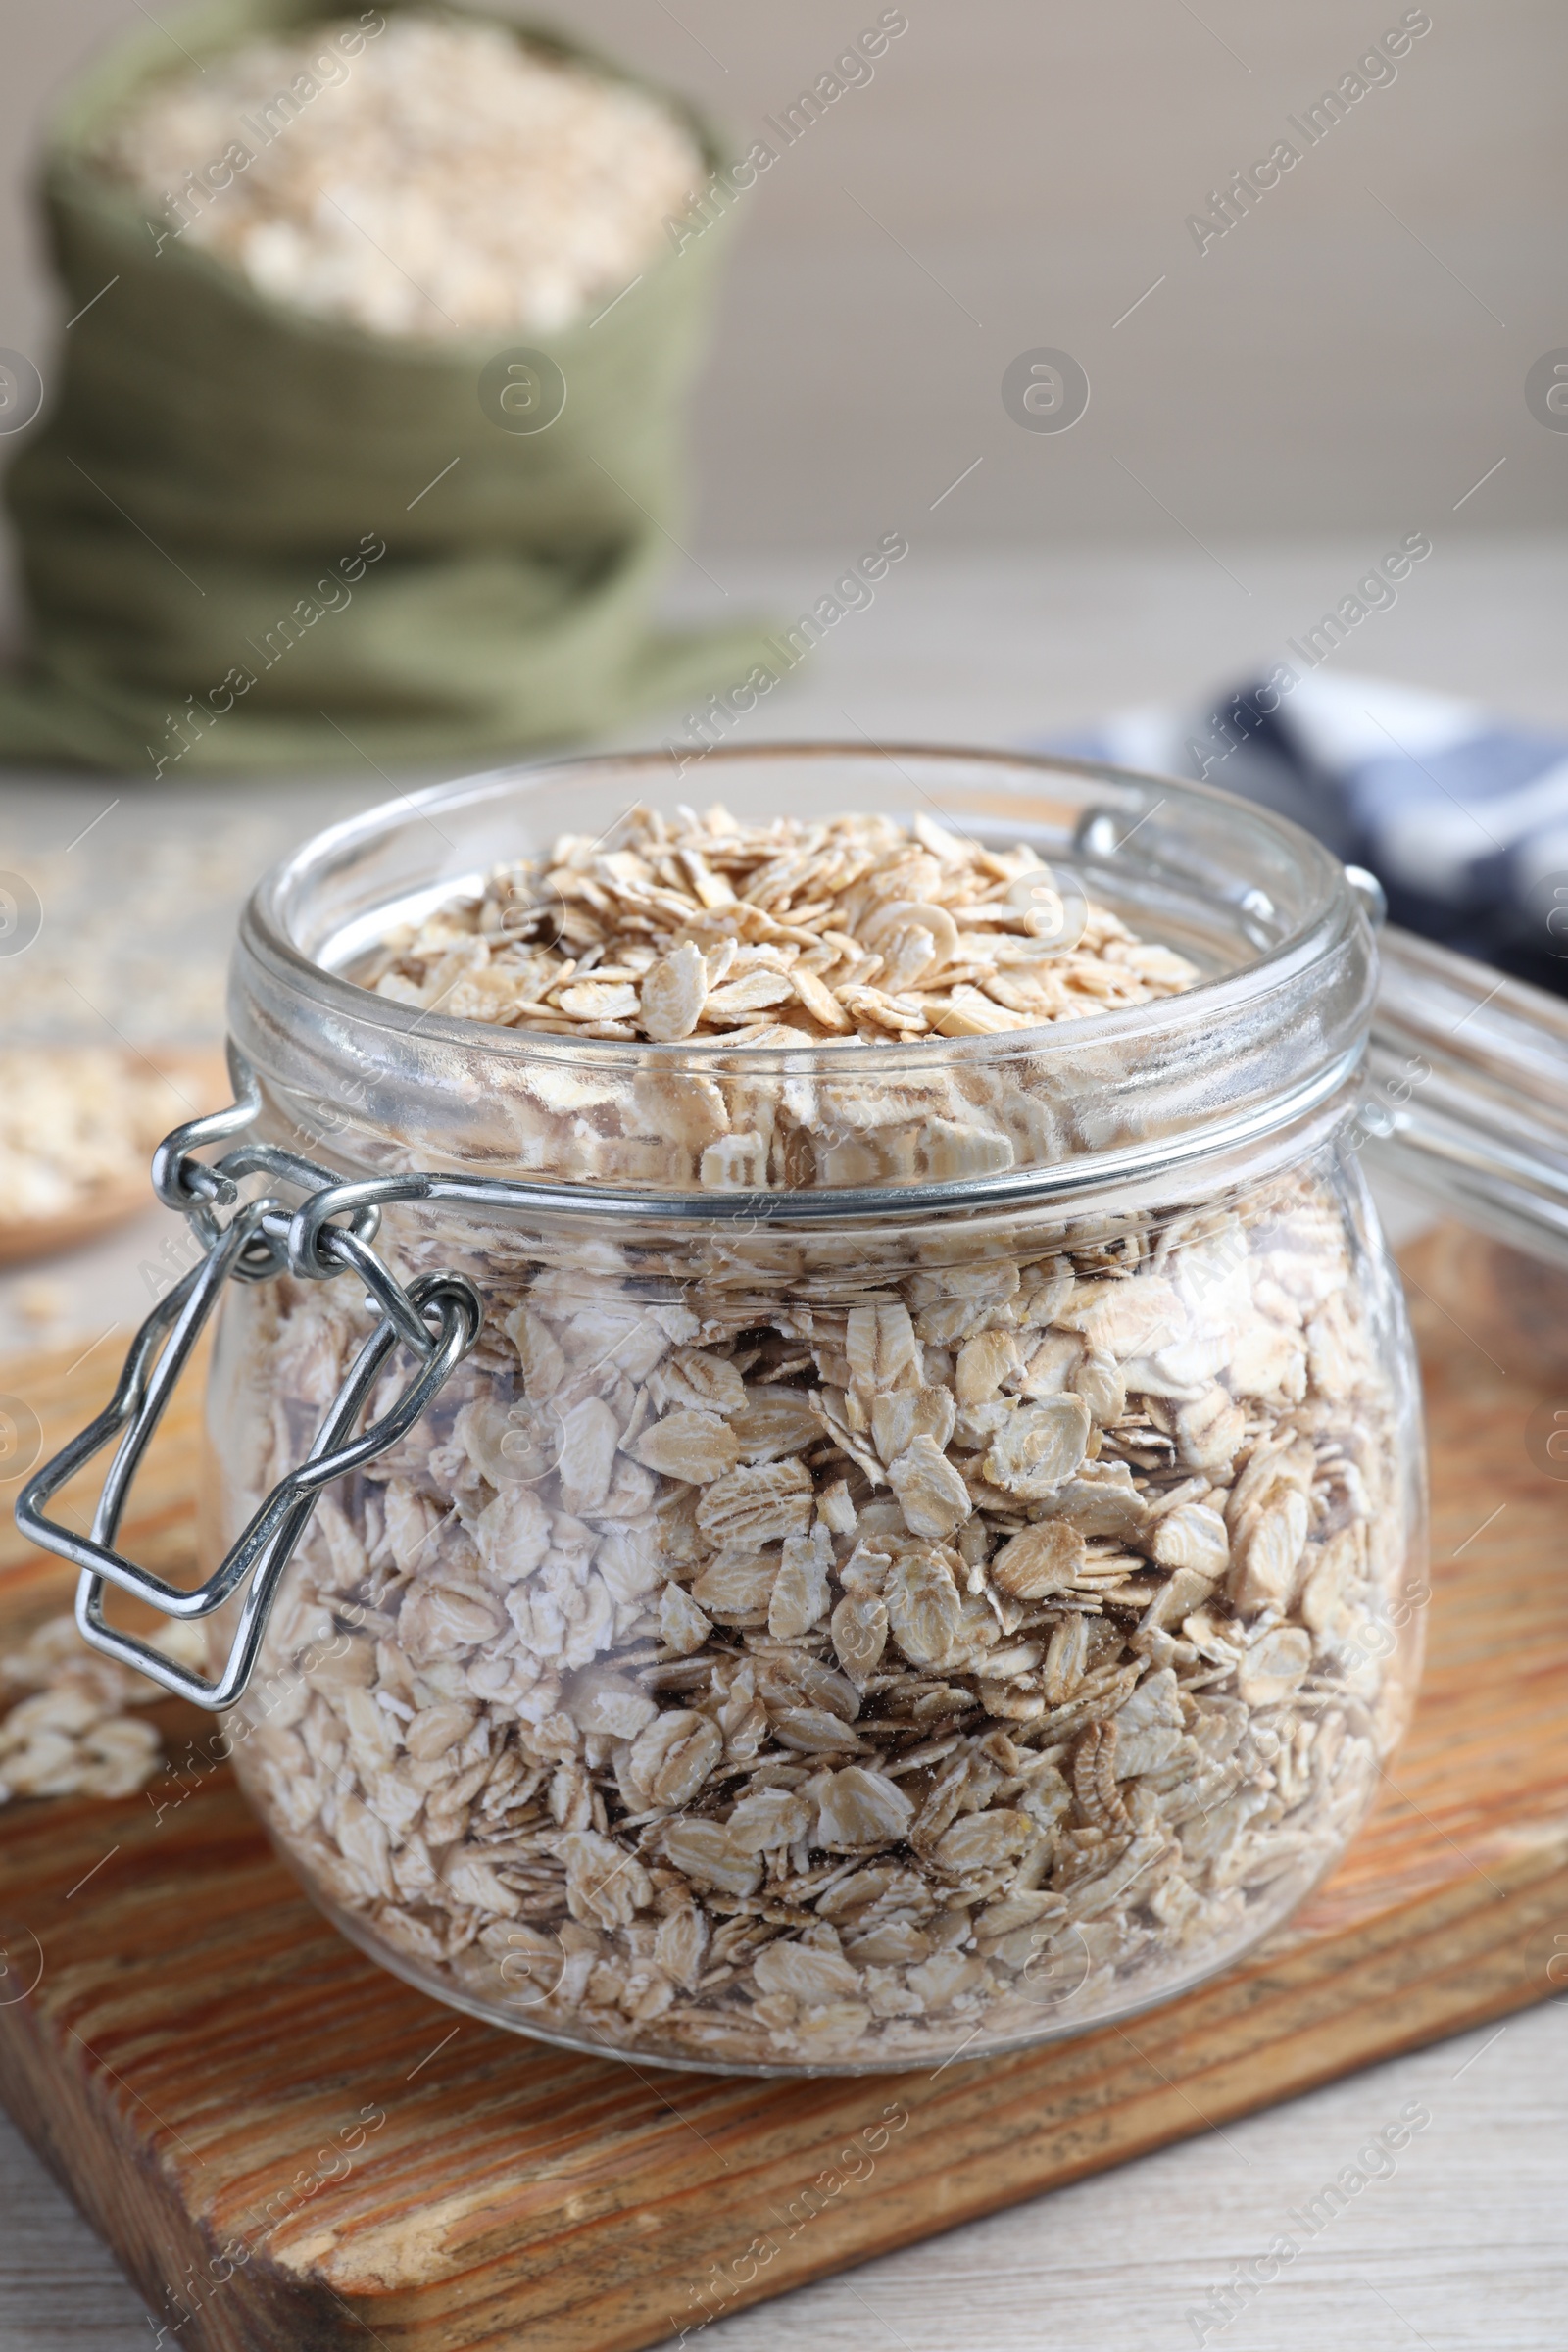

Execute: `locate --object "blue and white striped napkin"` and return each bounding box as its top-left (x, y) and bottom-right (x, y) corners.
top-left (1045, 672), bottom-right (1568, 990)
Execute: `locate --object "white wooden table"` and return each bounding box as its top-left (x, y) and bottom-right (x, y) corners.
top-left (4, 536), bottom-right (1567, 2349)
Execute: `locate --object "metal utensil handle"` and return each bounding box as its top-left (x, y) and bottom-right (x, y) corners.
top-left (14, 1064), bottom-right (481, 1711)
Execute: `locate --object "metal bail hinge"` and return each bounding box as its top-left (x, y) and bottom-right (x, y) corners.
top-left (14, 1076), bottom-right (480, 1711)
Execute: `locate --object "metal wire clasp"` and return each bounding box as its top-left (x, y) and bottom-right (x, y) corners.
top-left (14, 1058), bottom-right (481, 1711)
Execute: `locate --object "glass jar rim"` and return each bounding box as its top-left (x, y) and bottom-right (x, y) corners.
top-left (232, 742), bottom-right (1374, 1209)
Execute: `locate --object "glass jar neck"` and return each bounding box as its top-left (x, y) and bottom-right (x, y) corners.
top-left (230, 744), bottom-right (1375, 1214)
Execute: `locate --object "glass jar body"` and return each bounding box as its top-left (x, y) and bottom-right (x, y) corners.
top-left (206, 1126), bottom-right (1425, 2074)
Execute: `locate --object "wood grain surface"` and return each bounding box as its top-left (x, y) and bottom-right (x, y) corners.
top-left (1, 1221), bottom-right (1565, 2352)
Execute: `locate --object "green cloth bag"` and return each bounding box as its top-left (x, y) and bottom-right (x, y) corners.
top-left (0, 0), bottom-right (768, 775)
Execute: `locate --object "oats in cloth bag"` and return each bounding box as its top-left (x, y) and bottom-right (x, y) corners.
top-left (0, 0), bottom-right (769, 775)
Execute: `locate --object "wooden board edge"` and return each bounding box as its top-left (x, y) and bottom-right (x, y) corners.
top-left (0, 2002), bottom-right (310, 2352)
top-left (5, 1843), bottom-right (1556, 2352)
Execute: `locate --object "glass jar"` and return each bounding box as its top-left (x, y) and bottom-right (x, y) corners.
top-left (178, 746), bottom-right (1428, 2074)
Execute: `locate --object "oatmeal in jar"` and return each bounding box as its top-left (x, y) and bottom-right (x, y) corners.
top-left (203, 768), bottom-right (1421, 2071)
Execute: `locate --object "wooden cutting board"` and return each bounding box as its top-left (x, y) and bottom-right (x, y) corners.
top-left (2, 1221), bottom-right (1567, 2352)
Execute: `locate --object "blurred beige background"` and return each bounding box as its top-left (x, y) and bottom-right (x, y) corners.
top-left (3, 20), bottom-right (1568, 2345)
top-left (2, 0), bottom-right (1563, 565)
